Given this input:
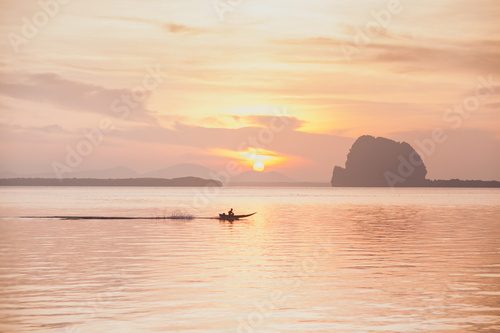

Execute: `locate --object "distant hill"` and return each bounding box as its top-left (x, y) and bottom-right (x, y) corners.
top-left (9, 164), bottom-right (216, 180)
top-left (331, 135), bottom-right (500, 187)
top-left (0, 171), bottom-right (18, 179)
top-left (67, 166), bottom-right (139, 179)
top-left (25, 166), bottom-right (139, 179)
top-left (144, 164), bottom-right (216, 179)
top-left (0, 177), bottom-right (222, 187)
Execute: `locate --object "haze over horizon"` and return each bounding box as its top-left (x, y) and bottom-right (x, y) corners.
top-left (1, 1), bottom-right (500, 182)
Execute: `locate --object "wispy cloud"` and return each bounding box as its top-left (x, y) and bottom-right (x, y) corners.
top-left (275, 36), bottom-right (500, 74)
top-left (0, 72), bottom-right (157, 123)
top-left (98, 16), bottom-right (209, 35)
top-left (163, 23), bottom-right (206, 34)
top-left (232, 115), bottom-right (306, 130)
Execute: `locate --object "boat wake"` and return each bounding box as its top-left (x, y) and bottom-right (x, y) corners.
top-left (19, 212), bottom-right (257, 221)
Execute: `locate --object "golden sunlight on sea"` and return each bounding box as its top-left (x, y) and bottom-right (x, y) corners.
top-left (213, 148), bottom-right (286, 172)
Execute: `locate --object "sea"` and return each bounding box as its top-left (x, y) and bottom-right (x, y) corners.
top-left (0, 187), bottom-right (499, 332)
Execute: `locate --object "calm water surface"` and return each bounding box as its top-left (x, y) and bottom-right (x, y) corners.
top-left (0, 187), bottom-right (499, 332)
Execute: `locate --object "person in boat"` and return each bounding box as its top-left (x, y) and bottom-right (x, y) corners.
top-left (228, 208), bottom-right (234, 217)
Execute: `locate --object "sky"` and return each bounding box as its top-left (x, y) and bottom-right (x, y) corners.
top-left (0, 0), bottom-right (499, 181)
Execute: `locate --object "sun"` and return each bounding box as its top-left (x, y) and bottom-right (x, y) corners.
top-left (252, 160), bottom-right (265, 172)
top-left (211, 147), bottom-right (285, 172)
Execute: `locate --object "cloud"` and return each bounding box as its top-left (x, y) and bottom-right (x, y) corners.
top-left (275, 36), bottom-right (500, 74)
top-left (233, 115), bottom-right (306, 130)
top-left (163, 23), bottom-right (206, 34)
top-left (368, 41), bottom-right (500, 74)
top-left (0, 72), bottom-right (157, 123)
top-left (0, 122), bottom-right (70, 143)
top-left (98, 16), bottom-right (208, 35)
top-left (108, 121), bottom-right (353, 171)
top-left (485, 102), bottom-right (500, 109)
top-left (0, 117), bottom-right (355, 181)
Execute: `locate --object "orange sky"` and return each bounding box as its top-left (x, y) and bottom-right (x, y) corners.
top-left (0, 0), bottom-right (499, 181)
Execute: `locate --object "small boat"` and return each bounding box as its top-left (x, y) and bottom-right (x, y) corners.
top-left (218, 212), bottom-right (256, 221)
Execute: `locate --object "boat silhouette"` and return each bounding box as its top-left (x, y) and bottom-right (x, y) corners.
top-left (218, 212), bottom-right (256, 221)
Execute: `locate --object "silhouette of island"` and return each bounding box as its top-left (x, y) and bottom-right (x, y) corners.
top-left (0, 177), bottom-right (222, 187)
top-left (331, 135), bottom-right (500, 187)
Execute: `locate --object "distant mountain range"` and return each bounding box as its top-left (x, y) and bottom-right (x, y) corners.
top-left (60, 166), bottom-right (139, 179)
top-left (0, 164), bottom-right (215, 180)
top-left (0, 167), bottom-right (139, 179)
top-left (0, 171), bottom-right (19, 179)
top-left (143, 164), bottom-right (216, 179)
top-left (0, 177), bottom-right (222, 187)
top-left (0, 164), bottom-right (312, 186)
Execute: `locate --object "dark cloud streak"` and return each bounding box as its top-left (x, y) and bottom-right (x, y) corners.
top-left (0, 72), bottom-right (156, 123)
